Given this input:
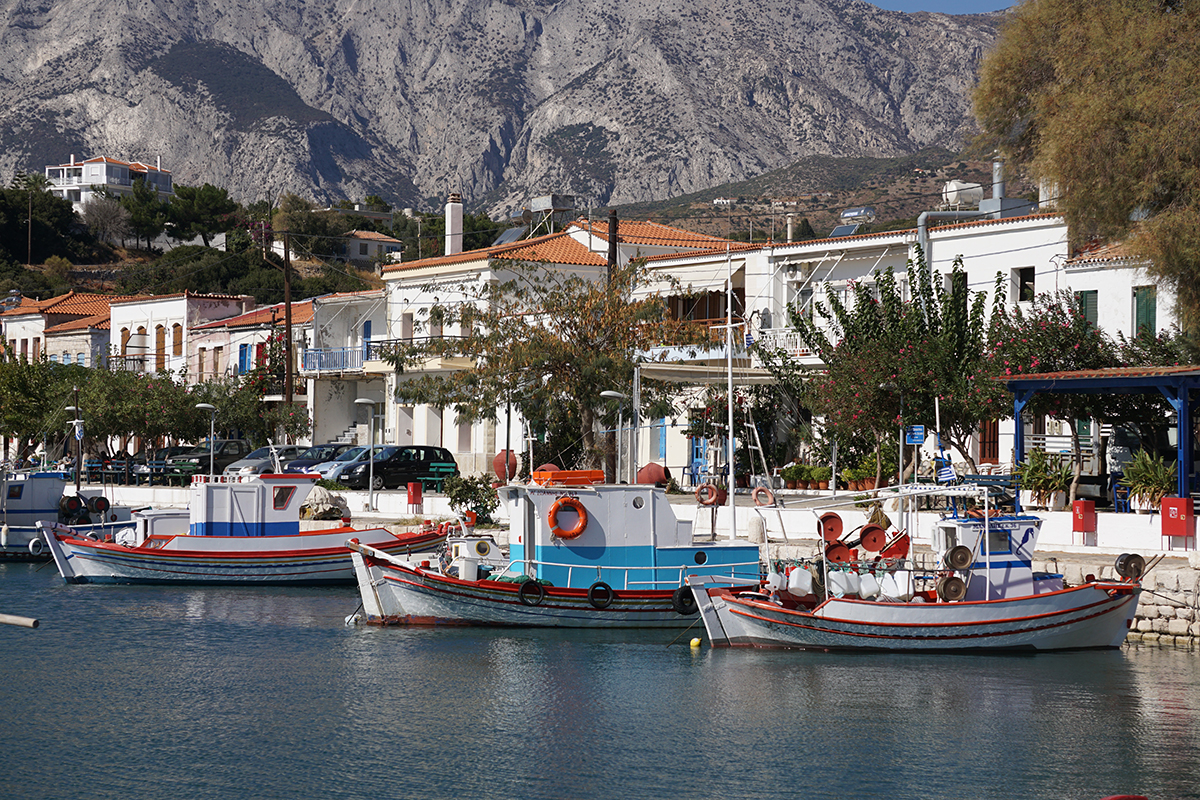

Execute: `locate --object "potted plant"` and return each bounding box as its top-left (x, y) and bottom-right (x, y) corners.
top-left (1017, 449), bottom-right (1071, 510)
top-left (795, 464), bottom-right (812, 489)
top-left (781, 464), bottom-right (802, 489)
top-left (1121, 449), bottom-right (1175, 512)
top-left (810, 465), bottom-right (831, 490)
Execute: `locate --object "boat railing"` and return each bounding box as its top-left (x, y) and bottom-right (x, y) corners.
top-left (496, 557), bottom-right (762, 591)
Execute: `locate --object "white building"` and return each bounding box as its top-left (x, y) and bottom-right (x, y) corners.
top-left (45, 155), bottom-right (174, 212)
top-left (109, 292), bottom-right (255, 378)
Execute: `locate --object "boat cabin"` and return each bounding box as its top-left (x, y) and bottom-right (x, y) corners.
top-left (934, 514), bottom-right (1060, 600)
top-left (188, 474), bottom-right (319, 537)
top-left (501, 472), bottom-right (759, 590)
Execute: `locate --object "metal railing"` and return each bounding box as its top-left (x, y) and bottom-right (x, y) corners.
top-left (300, 337), bottom-right (468, 374)
top-left (495, 556), bottom-right (762, 591)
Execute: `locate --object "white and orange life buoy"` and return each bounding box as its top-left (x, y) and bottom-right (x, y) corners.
top-left (695, 483), bottom-right (721, 506)
top-left (752, 486), bottom-right (775, 507)
top-left (548, 496), bottom-right (588, 539)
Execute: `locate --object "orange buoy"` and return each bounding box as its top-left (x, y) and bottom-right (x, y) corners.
top-left (547, 496), bottom-right (588, 539)
top-left (695, 483), bottom-right (721, 506)
top-left (751, 486), bottom-right (776, 507)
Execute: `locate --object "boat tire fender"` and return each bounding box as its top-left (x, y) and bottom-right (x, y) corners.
top-left (752, 487), bottom-right (775, 507)
top-left (518, 579), bottom-right (546, 606)
top-left (27, 537), bottom-right (44, 556)
top-left (695, 483), bottom-right (720, 506)
top-left (672, 586), bottom-right (698, 616)
top-left (548, 497), bottom-right (587, 540)
top-left (587, 581), bottom-right (615, 609)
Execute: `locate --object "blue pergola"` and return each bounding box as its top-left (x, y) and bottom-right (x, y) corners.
top-left (1006, 366), bottom-right (1200, 499)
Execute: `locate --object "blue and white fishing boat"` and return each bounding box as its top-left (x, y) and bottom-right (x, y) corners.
top-left (1, 470), bottom-right (133, 559)
top-left (38, 473), bottom-right (449, 584)
top-left (688, 487), bottom-right (1147, 651)
top-left (348, 470), bottom-right (762, 627)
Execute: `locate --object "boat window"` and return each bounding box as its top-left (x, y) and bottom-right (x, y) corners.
top-left (632, 496), bottom-right (644, 509)
top-left (7, 485), bottom-right (22, 500)
top-left (694, 551), bottom-right (708, 565)
top-left (986, 525), bottom-right (1011, 555)
top-left (273, 486), bottom-right (296, 510)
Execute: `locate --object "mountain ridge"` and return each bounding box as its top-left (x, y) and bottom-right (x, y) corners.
top-left (0, 0), bottom-right (1000, 216)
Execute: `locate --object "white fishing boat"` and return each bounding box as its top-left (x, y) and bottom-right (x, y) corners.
top-left (38, 473), bottom-right (449, 584)
top-left (348, 470), bottom-right (762, 627)
top-left (688, 485), bottom-right (1147, 651)
top-left (2, 470), bottom-right (133, 560)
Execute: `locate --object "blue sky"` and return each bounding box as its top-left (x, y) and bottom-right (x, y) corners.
top-left (869, 0), bottom-right (1013, 13)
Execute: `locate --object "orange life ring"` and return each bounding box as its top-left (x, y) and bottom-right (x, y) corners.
top-left (548, 496), bottom-right (588, 539)
top-left (752, 486), bottom-right (775, 507)
top-left (695, 483), bottom-right (720, 506)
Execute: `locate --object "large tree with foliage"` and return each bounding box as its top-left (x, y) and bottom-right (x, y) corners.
top-left (974, 0), bottom-right (1200, 325)
top-left (120, 177), bottom-right (169, 250)
top-left (167, 183), bottom-right (239, 247)
top-left (381, 259), bottom-right (711, 470)
top-left (786, 256), bottom-right (1007, 478)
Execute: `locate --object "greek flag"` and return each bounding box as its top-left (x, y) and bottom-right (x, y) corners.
top-left (937, 462), bottom-right (956, 483)
top-left (745, 331), bottom-right (754, 346)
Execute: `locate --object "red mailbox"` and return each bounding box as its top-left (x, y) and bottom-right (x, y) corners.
top-left (1161, 497), bottom-right (1196, 550)
top-left (1072, 500), bottom-right (1096, 532)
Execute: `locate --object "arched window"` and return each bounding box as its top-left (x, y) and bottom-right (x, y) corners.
top-left (172, 323), bottom-right (183, 356)
top-left (120, 327), bottom-right (131, 356)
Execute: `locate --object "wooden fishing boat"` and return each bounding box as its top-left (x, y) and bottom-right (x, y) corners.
top-left (38, 474), bottom-right (447, 584)
top-left (348, 470), bottom-right (762, 627)
top-left (2, 470), bottom-right (133, 560)
top-left (688, 495), bottom-right (1147, 651)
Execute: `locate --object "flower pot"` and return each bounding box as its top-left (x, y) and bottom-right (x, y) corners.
top-left (798, 480), bottom-right (810, 490)
top-left (1047, 491), bottom-right (1067, 511)
top-left (817, 480), bottom-right (829, 490)
top-left (785, 480), bottom-right (797, 490)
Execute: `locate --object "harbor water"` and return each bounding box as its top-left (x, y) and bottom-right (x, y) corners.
top-left (3, 561), bottom-right (1198, 800)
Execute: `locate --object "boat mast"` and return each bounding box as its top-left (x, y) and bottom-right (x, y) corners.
top-left (726, 243), bottom-right (736, 540)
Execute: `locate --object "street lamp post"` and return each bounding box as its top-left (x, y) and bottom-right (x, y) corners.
top-left (64, 397), bottom-right (81, 494)
top-left (195, 403), bottom-right (217, 479)
top-left (601, 391), bottom-right (630, 484)
top-left (354, 398), bottom-right (376, 512)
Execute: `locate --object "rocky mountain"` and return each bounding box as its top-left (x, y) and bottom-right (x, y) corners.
top-left (0, 0), bottom-right (1000, 216)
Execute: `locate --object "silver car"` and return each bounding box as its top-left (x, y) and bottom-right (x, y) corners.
top-left (310, 446), bottom-right (391, 483)
top-left (223, 445), bottom-right (306, 476)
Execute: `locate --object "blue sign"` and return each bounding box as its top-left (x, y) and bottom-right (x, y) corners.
top-left (905, 425), bottom-right (925, 445)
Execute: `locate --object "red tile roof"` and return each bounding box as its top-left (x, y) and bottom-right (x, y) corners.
top-left (44, 312), bottom-right (111, 334)
top-left (569, 219), bottom-right (731, 248)
top-left (0, 291), bottom-right (131, 318)
top-left (109, 291), bottom-right (251, 306)
top-left (1067, 240), bottom-right (1142, 266)
top-left (192, 300), bottom-right (314, 330)
top-left (383, 230), bottom-right (605, 274)
top-left (347, 230), bottom-right (402, 243)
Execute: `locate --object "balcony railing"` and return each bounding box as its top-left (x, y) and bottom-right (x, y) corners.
top-left (755, 328), bottom-right (813, 358)
top-left (300, 337), bottom-right (467, 375)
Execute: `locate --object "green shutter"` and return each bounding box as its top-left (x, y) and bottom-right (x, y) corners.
top-left (1134, 286), bottom-right (1157, 338)
top-left (1074, 290), bottom-right (1098, 326)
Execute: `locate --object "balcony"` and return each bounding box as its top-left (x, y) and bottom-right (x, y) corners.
top-left (755, 328), bottom-right (814, 358)
top-left (301, 337), bottom-right (469, 377)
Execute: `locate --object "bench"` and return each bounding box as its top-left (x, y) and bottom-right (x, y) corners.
top-left (423, 464), bottom-right (460, 492)
top-left (101, 460), bottom-right (131, 485)
top-left (961, 474), bottom-right (1019, 508)
top-left (166, 463), bottom-right (202, 486)
top-left (84, 460), bottom-right (104, 483)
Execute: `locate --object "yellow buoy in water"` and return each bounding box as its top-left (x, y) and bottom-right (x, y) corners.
top-left (690, 637), bottom-right (701, 648)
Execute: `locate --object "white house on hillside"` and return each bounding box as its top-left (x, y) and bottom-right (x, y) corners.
top-left (110, 292), bottom-right (255, 379)
top-left (44, 155), bottom-right (174, 212)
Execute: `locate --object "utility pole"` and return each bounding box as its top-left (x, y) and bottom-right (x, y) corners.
top-left (27, 186), bottom-right (33, 267)
top-left (283, 231), bottom-right (293, 404)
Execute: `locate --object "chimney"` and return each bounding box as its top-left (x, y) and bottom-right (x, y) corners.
top-left (156, 156), bottom-right (161, 171)
top-left (607, 209), bottom-right (618, 281)
top-left (786, 214), bottom-right (795, 243)
top-left (992, 158), bottom-right (1005, 200)
top-left (445, 193), bottom-right (463, 256)
top-left (70, 154), bottom-right (75, 165)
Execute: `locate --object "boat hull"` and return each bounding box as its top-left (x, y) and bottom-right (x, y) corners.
top-left (689, 579), bottom-right (1141, 651)
top-left (353, 552), bottom-right (700, 628)
top-left (41, 526), bottom-right (447, 585)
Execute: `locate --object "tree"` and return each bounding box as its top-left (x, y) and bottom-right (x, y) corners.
top-left (167, 183), bottom-right (239, 247)
top-left (986, 290), bottom-right (1119, 498)
top-left (83, 196), bottom-right (131, 245)
top-left (121, 176), bottom-right (168, 250)
top-left (785, 255), bottom-right (1007, 477)
top-left (974, 0), bottom-right (1200, 325)
top-left (381, 259), bottom-right (711, 470)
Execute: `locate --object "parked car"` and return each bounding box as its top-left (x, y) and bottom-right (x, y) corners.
top-left (340, 445), bottom-right (460, 490)
top-left (223, 445), bottom-right (306, 476)
top-left (167, 439), bottom-right (253, 475)
top-left (284, 443), bottom-right (355, 473)
top-left (310, 446), bottom-right (390, 484)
